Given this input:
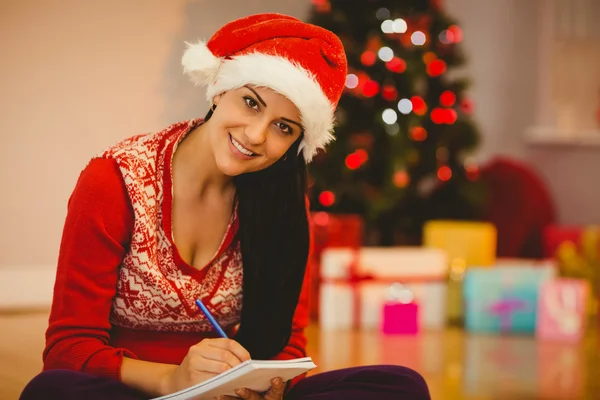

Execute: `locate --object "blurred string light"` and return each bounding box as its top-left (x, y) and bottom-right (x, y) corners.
top-left (386, 123), bottom-right (400, 136)
top-left (382, 85), bottom-right (398, 101)
top-left (319, 190), bottom-right (336, 207)
top-left (411, 96), bottom-right (427, 115)
top-left (345, 74), bottom-right (359, 89)
top-left (382, 108), bottom-right (398, 124)
top-left (437, 165), bottom-right (452, 181)
top-left (411, 31), bottom-right (426, 46)
top-left (386, 57), bottom-right (406, 73)
top-left (393, 170), bottom-right (410, 188)
top-left (362, 80), bottom-right (380, 97)
top-left (345, 149), bottom-right (369, 170)
top-left (381, 18), bottom-right (407, 34)
top-left (361, 50), bottom-right (377, 66)
top-left (440, 91), bottom-right (456, 107)
top-left (378, 46), bottom-right (394, 62)
top-left (381, 20), bottom-right (394, 34)
top-left (439, 25), bottom-right (463, 44)
top-left (392, 18), bottom-right (407, 33)
top-left (398, 98), bottom-right (413, 115)
top-left (376, 7), bottom-right (391, 21)
top-left (427, 59), bottom-right (447, 77)
top-left (410, 127), bottom-right (427, 141)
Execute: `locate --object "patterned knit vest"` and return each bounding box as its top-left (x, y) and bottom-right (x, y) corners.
top-left (99, 119), bottom-right (243, 333)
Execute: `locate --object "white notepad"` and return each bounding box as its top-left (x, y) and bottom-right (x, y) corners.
top-left (151, 357), bottom-right (316, 400)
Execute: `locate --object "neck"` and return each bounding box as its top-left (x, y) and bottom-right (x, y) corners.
top-left (172, 120), bottom-right (234, 200)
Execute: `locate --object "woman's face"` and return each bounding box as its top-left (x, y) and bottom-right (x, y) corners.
top-left (207, 85), bottom-right (303, 176)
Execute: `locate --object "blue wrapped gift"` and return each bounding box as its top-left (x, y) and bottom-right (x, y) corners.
top-left (463, 264), bottom-right (555, 334)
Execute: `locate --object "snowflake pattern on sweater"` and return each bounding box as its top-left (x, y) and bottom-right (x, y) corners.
top-left (99, 119), bottom-right (243, 332)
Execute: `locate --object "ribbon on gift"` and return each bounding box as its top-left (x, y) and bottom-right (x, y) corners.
top-left (323, 250), bottom-right (446, 329)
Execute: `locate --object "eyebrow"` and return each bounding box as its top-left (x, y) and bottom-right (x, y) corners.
top-left (281, 117), bottom-right (304, 132)
top-left (244, 86), bottom-right (305, 132)
top-left (244, 86), bottom-right (267, 108)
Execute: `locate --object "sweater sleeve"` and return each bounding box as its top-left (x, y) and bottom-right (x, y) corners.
top-left (43, 157), bottom-right (138, 380)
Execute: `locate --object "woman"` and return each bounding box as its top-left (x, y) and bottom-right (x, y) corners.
top-left (20, 13), bottom-right (430, 400)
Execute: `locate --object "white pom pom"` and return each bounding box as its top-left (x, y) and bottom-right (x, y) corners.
top-left (181, 40), bottom-right (221, 86)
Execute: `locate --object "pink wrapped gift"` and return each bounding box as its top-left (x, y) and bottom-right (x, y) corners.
top-left (381, 284), bottom-right (419, 335)
top-left (536, 278), bottom-right (589, 342)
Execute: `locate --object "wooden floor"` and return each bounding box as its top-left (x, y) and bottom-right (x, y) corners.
top-left (1, 311), bottom-right (598, 399)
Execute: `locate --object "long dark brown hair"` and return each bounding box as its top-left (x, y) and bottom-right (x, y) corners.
top-left (204, 108), bottom-right (310, 359)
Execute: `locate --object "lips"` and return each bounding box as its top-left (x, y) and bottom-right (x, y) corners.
top-left (229, 134), bottom-right (258, 157)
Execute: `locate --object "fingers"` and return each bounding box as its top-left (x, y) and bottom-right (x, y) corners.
top-left (234, 388), bottom-right (263, 400)
top-left (207, 338), bottom-right (252, 362)
top-left (265, 377), bottom-right (286, 400)
top-left (232, 378), bottom-right (285, 400)
top-left (194, 345), bottom-right (244, 369)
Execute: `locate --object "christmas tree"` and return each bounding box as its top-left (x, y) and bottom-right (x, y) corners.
top-left (308, 0), bottom-right (484, 245)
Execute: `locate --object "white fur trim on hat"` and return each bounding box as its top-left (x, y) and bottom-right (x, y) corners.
top-left (182, 42), bottom-right (335, 163)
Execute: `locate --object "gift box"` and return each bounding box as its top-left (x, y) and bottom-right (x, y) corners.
top-left (463, 263), bottom-right (556, 334)
top-left (536, 278), bottom-right (590, 343)
top-left (381, 284), bottom-right (419, 335)
top-left (423, 220), bottom-right (497, 267)
top-left (318, 247), bottom-right (448, 330)
top-left (308, 212), bottom-right (364, 321)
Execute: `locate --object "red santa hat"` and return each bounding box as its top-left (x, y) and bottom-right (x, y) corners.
top-left (181, 13), bottom-right (348, 163)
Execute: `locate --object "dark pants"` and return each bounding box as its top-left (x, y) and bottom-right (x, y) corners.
top-left (20, 365), bottom-right (430, 400)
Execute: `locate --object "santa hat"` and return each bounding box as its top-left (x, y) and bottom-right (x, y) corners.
top-left (181, 13), bottom-right (348, 163)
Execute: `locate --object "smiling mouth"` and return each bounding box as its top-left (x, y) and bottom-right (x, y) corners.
top-left (230, 134), bottom-right (258, 156)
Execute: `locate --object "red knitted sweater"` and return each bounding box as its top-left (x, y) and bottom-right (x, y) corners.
top-left (43, 120), bottom-right (310, 385)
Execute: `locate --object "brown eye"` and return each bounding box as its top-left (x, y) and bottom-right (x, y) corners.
top-left (244, 96), bottom-right (259, 110)
top-left (276, 122), bottom-right (293, 135)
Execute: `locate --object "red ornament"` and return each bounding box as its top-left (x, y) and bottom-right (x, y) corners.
top-left (382, 85), bottom-right (398, 101)
top-left (385, 57), bottom-right (407, 73)
top-left (461, 98), bottom-right (474, 114)
top-left (411, 96), bottom-right (427, 116)
top-left (427, 59), bottom-right (447, 77)
top-left (447, 25), bottom-right (463, 43)
top-left (393, 170), bottom-right (410, 188)
top-left (319, 191), bottom-right (336, 207)
top-left (345, 153), bottom-right (362, 170)
top-left (361, 51), bottom-right (377, 66)
top-left (410, 127), bottom-right (428, 141)
top-left (362, 80), bottom-right (380, 97)
top-left (440, 91), bottom-right (456, 107)
top-left (437, 166), bottom-right (452, 181)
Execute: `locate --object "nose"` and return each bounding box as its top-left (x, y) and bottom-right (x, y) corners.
top-left (244, 118), bottom-right (269, 146)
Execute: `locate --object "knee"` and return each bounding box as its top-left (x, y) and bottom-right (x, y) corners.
top-left (20, 370), bottom-right (82, 400)
top-left (355, 365), bottom-right (430, 399)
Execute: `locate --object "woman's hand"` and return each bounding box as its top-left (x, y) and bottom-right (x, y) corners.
top-left (217, 377), bottom-right (286, 400)
top-left (161, 338), bottom-right (251, 395)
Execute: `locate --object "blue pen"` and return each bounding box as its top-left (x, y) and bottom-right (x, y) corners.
top-left (195, 299), bottom-right (229, 338)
